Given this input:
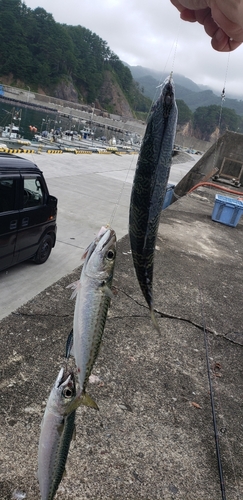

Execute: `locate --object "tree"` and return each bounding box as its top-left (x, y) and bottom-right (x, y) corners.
top-left (176, 100), bottom-right (192, 125)
top-left (193, 105), bottom-right (241, 141)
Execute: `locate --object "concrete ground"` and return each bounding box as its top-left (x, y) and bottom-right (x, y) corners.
top-left (0, 186), bottom-right (243, 499)
top-left (0, 151), bottom-right (195, 320)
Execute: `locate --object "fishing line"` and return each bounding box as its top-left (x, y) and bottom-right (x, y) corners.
top-left (198, 274), bottom-right (226, 500)
top-left (162, 35), bottom-right (179, 82)
top-left (170, 35), bottom-right (179, 76)
top-left (217, 52), bottom-right (231, 136)
top-left (153, 35), bottom-right (180, 104)
top-left (212, 360), bottom-right (241, 500)
top-left (211, 53), bottom-right (231, 174)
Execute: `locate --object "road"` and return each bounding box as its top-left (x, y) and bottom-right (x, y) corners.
top-left (0, 151), bottom-right (196, 320)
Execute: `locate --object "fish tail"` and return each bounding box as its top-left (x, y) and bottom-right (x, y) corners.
top-left (81, 392), bottom-right (99, 410)
top-left (150, 306), bottom-right (160, 333)
top-left (65, 392), bottom-right (99, 413)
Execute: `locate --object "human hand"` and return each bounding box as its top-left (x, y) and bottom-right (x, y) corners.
top-left (170, 0), bottom-right (243, 51)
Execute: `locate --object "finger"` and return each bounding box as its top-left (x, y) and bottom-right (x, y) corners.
top-left (170, 0), bottom-right (184, 12)
top-left (194, 8), bottom-right (243, 51)
top-left (170, 0), bottom-right (208, 9)
top-left (210, 5), bottom-right (243, 43)
top-left (211, 31), bottom-right (242, 51)
top-left (194, 8), bottom-right (216, 35)
top-left (180, 9), bottom-right (197, 22)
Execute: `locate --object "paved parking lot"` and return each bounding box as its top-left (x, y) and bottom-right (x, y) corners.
top-left (0, 151), bottom-right (195, 319)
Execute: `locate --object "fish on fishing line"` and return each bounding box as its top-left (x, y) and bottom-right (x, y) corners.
top-left (66, 226), bottom-right (117, 410)
top-left (38, 367), bottom-right (76, 500)
top-left (129, 74), bottom-right (178, 331)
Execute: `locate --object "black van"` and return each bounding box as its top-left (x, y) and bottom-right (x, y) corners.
top-left (0, 153), bottom-right (57, 271)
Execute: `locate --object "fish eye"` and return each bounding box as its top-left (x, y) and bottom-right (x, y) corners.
top-left (107, 249), bottom-right (115, 260)
top-left (63, 387), bottom-right (73, 399)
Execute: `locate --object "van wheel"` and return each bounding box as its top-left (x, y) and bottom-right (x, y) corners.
top-left (34, 235), bottom-right (53, 264)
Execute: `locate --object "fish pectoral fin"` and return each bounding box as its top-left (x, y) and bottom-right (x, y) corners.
top-left (81, 240), bottom-right (93, 260)
top-left (102, 285), bottom-right (113, 299)
top-left (66, 280), bottom-right (79, 290)
top-left (66, 280), bottom-right (81, 299)
top-left (81, 248), bottom-right (89, 260)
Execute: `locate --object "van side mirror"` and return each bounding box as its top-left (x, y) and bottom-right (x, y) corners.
top-left (48, 195), bottom-right (58, 208)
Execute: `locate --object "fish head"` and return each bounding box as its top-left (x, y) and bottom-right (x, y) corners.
top-left (85, 228), bottom-right (116, 281)
top-left (152, 75), bottom-right (176, 119)
top-left (50, 367), bottom-right (76, 415)
top-left (162, 76), bottom-right (176, 118)
top-left (81, 225), bottom-right (109, 262)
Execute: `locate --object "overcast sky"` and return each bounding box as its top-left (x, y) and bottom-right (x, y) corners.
top-left (24, 0), bottom-right (243, 98)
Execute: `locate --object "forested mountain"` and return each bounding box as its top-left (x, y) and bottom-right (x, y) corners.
top-left (0, 0), bottom-right (243, 139)
top-left (127, 66), bottom-right (243, 139)
top-left (128, 66), bottom-right (243, 116)
top-left (0, 0), bottom-right (151, 116)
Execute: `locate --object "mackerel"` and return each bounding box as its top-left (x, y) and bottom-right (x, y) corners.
top-left (38, 368), bottom-right (76, 500)
top-left (129, 75), bottom-right (178, 331)
top-left (68, 227), bottom-right (116, 407)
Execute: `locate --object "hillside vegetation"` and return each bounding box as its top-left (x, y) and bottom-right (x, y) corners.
top-left (128, 66), bottom-right (243, 116)
top-left (0, 0), bottom-right (243, 140)
top-left (130, 67), bottom-right (243, 140)
top-left (0, 0), bottom-right (151, 117)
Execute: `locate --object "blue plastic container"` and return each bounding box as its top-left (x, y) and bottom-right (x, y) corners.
top-left (211, 194), bottom-right (243, 227)
top-left (162, 183), bottom-right (175, 210)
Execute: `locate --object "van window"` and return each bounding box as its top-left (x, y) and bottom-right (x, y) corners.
top-left (23, 177), bottom-right (44, 208)
top-left (0, 179), bottom-right (16, 212)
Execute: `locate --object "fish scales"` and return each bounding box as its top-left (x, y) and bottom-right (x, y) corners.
top-left (46, 410), bottom-right (75, 499)
top-left (129, 76), bottom-right (178, 329)
top-left (71, 228), bottom-right (116, 403)
top-left (74, 276), bottom-right (112, 391)
top-left (38, 368), bottom-right (76, 500)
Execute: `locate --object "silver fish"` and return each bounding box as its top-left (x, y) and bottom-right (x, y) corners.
top-left (68, 227), bottom-right (116, 408)
top-left (129, 75), bottom-right (178, 330)
top-left (38, 368), bottom-right (76, 500)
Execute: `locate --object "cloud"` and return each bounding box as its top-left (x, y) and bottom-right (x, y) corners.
top-left (24, 0), bottom-right (243, 97)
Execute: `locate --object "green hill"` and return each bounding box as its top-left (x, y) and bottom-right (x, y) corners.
top-left (128, 66), bottom-right (243, 116)
top-left (0, 0), bottom-right (151, 117)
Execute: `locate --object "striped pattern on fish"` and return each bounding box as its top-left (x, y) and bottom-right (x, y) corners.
top-left (129, 76), bottom-right (178, 330)
top-left (38, 368), bottom-right (76, 500)
top-left (70, 228), bottom-right (116, 406)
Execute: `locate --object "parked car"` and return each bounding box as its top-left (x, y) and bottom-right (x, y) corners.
top-left (0, 153), bottom-right (57, 271)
